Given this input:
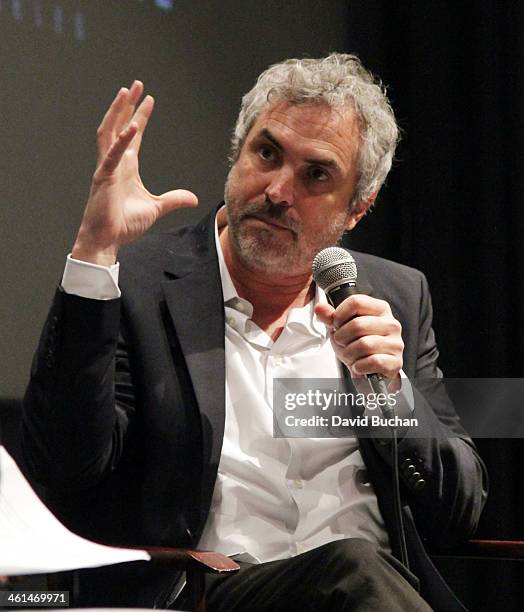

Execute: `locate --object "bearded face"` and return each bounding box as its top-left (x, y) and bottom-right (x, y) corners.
top-left (222, 102), bottom-right (365, 276)
top-left (224, 178), bottom-right (351, 275)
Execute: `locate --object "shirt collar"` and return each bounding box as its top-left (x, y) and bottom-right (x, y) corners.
top-left (215, 208), bottom-right (240, 304)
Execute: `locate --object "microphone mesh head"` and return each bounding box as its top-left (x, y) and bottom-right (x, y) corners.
top-left (312, 247), bottom-right (357, 292)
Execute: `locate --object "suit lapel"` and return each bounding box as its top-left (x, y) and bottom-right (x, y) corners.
top-left (160, 215), bottom-right (226, 517)
top-left (354, 258), bottom-right (374, 296)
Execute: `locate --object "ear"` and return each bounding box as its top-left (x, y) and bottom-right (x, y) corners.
top-left (344, 192), bottom-right (377, 231)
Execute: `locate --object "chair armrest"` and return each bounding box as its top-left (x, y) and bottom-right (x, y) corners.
top-left (456, 539), bottom-right (524, 559)
top-left (140, 546), bottom-right (240, 574)
top-left (432, 539), bottom-right (524, 560)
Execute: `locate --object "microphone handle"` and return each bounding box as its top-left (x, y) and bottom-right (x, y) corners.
top-left (325, 281), bottom-right (358, 308)
top-left (325, 282), bottom-right (391, 400)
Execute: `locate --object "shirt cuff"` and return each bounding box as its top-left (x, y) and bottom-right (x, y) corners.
top-left (61, 254), bottom-right (121, 300)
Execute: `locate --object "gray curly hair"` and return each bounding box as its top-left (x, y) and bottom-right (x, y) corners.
top-left (229, 53), bottom-right (399, 210)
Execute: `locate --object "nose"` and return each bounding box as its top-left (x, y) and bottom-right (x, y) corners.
top-left (265, 166), bottom-right (295, 207)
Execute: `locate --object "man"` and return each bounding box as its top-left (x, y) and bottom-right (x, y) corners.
top-left (23, 54), bottom-right (487, 610)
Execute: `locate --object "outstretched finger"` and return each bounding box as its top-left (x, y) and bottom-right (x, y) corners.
top-left (97, 122), bottom-right (139, 177)
top-left (128, 94), bottom-right (155, 154)
top-left (114, 80), bottom-right (144, 135)
top-left (96, 87), bottom-right (130, 157)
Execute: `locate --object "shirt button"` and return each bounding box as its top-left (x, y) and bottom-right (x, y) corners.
top-left (236, 302), bottom-right (245, 313)
top-left (274, 356), bottom-right (283, 366)
top-left (294, 479), bottom-right (303, 489)
top-left (227, 316), bottom-right (235, 329)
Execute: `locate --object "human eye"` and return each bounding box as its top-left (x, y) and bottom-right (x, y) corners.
top-left (308, 165), bottom-right (330, 182)
top-left (258, 143), bottom-right (278, 162)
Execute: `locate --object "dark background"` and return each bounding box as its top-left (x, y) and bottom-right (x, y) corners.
top-left (344, 2), bottom-right (524, 608)
top-left (1, 1), bottom-right (523, 609)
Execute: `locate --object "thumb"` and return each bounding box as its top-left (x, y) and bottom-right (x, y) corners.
top-left (314, 303), bottom-right (336, 328)
top-left (156, 189), bottom-right (199, 217)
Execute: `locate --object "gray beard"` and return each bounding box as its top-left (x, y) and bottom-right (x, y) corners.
top-left (224, 189), bottom-right (349, 275)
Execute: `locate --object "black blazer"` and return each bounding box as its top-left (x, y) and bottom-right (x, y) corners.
top-left (22, 208), bottom-right (487, 610)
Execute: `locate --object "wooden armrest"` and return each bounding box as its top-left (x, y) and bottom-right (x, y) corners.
top-left (458, 539), bottom-right (524, 559)
top-left (432, 539), bottom-right (524, 560)
top-left (140, 546), bottom-right (240, 574)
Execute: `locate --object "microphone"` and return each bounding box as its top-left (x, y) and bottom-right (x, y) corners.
top-left (312, 246), bottom-right (391, 402)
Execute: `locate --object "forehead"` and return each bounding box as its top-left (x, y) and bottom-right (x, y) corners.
top-left (246, 100), bottom-right (361, 167)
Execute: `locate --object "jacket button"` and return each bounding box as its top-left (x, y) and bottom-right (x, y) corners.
top-left (413, 478), bottom-right (426, 491)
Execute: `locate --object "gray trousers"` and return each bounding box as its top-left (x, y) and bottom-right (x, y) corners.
top-left (175, 538), bottom-right (433, 611)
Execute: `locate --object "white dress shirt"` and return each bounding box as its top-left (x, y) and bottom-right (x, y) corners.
top-left (196, 224), bottom-right (391, 561)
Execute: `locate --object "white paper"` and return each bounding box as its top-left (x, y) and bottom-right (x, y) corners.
top-left (0, 446), bottom-right (150, 574)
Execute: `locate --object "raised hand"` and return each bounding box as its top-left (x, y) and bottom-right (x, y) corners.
top-left (72, 81), bottom-right (198, 265)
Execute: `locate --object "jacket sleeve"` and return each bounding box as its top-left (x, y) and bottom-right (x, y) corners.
top-left (21, 287), bottom-right (136, 489)
top-left (371, 272), bottom-right (489, 549)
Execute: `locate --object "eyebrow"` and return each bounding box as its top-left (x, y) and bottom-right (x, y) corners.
top-left (259, 128), bottom-right (342, 176)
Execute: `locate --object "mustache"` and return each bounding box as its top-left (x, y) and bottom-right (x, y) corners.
top-left (239, 199), bottom-right (300, 233)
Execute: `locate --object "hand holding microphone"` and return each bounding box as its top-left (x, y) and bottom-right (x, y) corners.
top-left (312, 247), bottom-right (404, 394)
